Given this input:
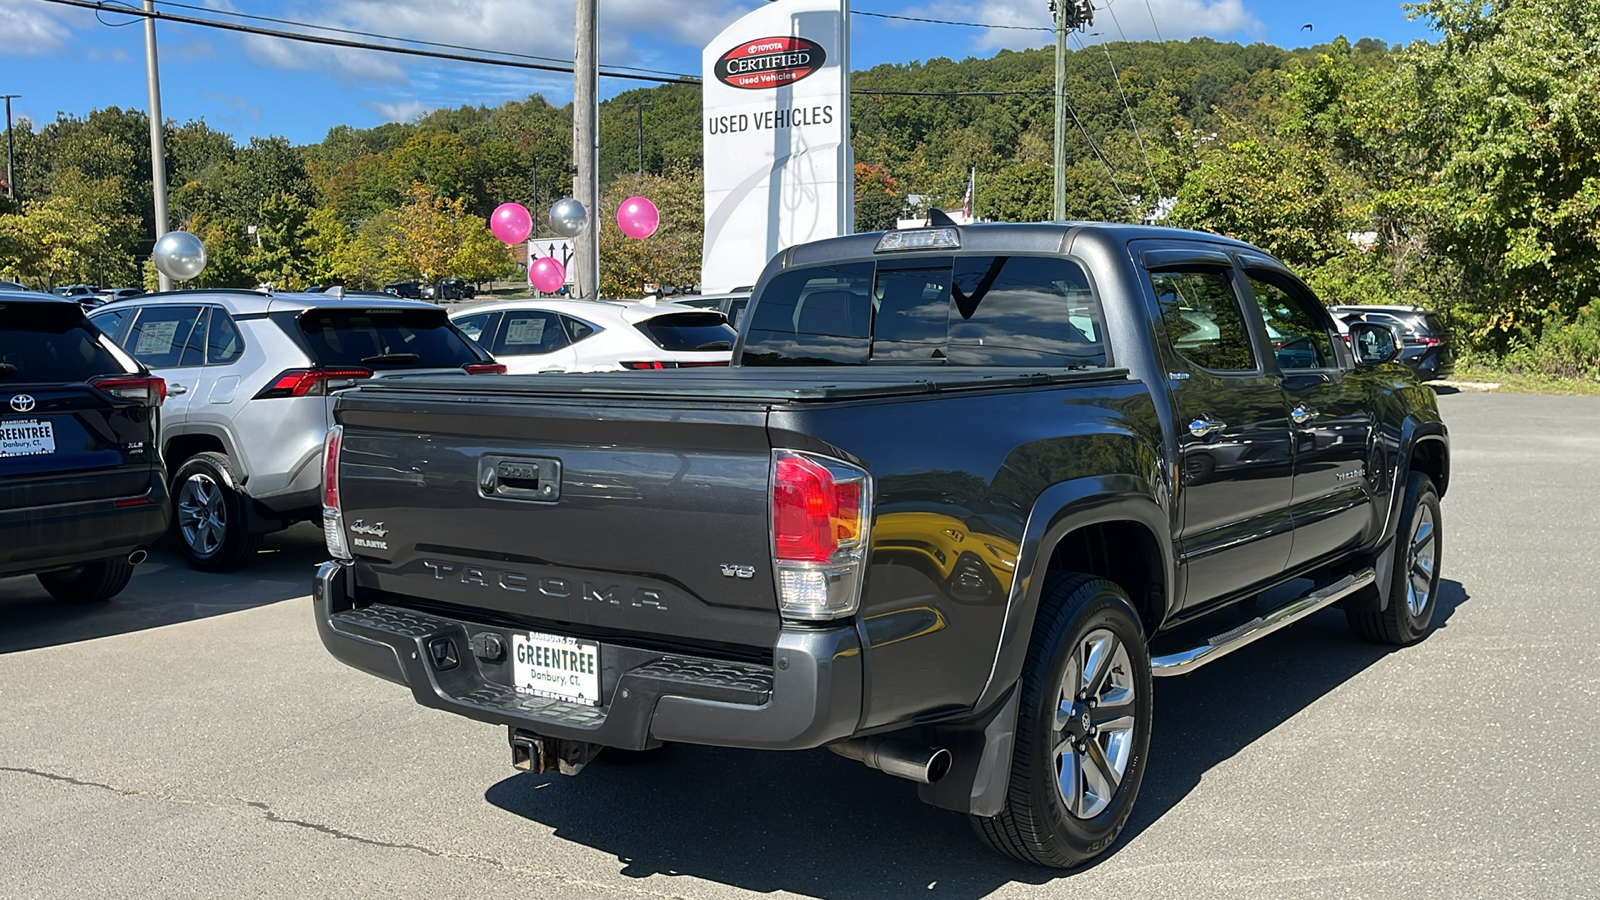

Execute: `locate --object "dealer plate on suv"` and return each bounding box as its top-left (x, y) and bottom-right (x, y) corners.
top-left (512, 631), bottom-right (601, 706)
top-left (0, 418), bottom-right (55, 458)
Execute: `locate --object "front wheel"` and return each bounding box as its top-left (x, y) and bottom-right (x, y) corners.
top-left (971, 574), bottom-right (1152, 868)
top-left (1347, 473), bottom-right (1442, 645)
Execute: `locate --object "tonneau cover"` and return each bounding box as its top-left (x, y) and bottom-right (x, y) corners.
top-left (351, 365), bottom-right (1132, 403)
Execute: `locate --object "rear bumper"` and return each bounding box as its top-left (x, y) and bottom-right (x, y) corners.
top-left (0, 473), bottom-right (169, 577)
top-left (313, 561), bottom-right (863, 751)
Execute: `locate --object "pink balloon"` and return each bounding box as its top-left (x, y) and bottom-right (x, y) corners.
top-left (490, 202), bottom-right (533, 245)
top-left (616, 196), bottom-right (659, 239)
top-left (529, 256), bottom-right (566, 293)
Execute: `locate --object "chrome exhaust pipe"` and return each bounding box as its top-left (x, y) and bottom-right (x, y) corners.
top-left (830, 737), bottom-right (952, 784)
top-left (128, 550), bottom-right (148, 566)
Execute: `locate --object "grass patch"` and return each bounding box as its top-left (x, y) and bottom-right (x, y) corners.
top-left (1447, 363), bottom-right (1600, 396)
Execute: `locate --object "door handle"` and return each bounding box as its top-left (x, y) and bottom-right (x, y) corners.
top-left (168, 384), bottom-right (189, 396)
top-left (1291, 404), bottom-right (1318, 424)
top-left (1189, 417), bottom-right (1227, 438)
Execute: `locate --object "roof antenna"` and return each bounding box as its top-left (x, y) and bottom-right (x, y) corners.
top-left (927, 208), bottom-right (957, 228)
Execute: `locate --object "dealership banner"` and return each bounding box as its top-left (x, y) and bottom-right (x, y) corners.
top-left (701, 0), bottom-right (851, 292)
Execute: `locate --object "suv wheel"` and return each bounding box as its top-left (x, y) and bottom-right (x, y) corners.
top-left (36, 557), bottom-right (136, 603)
top-left (173, 451), bottom-right (263, 572)
top-left (971, 574), bottom-right (1152, 868)
top-left (1347, 472), bottom-right (1442, 645)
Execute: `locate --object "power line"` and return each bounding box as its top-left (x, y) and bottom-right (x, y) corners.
top-left (41, 0), bottom-right (693, 84)
top-left (855, 89), bottom-right (1050, 96)
top-left (1139, 0), bottom-right (1167, 44)
top-left (1085, 3), bottom-right (1163, 199)
top-left (142, 0), bottom-right (695, 79)
top-left (851, 9), bottom-right (1052, 32)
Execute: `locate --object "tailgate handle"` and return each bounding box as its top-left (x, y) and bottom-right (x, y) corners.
top-left (479, 456), bottom-right (562, 503)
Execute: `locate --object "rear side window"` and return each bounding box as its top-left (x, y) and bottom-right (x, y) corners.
top-left (0, 303), bottom-right (132, 383)
top-left (297, 309), bottom-right (480, 369)
top-left (493, 311), bottom-right (569, 356)
top-left (126, 306), bottom-right (205, 369)
top-left (634, 312), bottom-right (736, 352)
top-left (88, 308), bottom-right (132, 340)
top-left (206, 309), bottom-right (246, 365)
top-left (743, 263), bottom-right (874, 365)
top-left (1152, 270), bottom-right (1257, 372)
top-left (949, 256), bottom-right (1105, 366)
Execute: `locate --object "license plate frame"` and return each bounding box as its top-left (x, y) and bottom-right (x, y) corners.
top-left (511, 631), bottom-right (601, 707)
top-left (0, 418), bottom-right (55, 458)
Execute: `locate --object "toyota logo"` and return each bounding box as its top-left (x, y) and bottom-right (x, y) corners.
top-left (9, 394), bottom-right (35, 413)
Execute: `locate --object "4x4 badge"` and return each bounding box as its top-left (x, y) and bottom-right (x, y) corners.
top-left (9, 394), bottom-right (36, 413)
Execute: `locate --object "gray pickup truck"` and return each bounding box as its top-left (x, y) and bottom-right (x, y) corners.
top-left (313, 222), bottom-right (1448, 868)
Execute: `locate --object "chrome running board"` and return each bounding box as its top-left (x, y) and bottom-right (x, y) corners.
top-left (1150, 568), bottom-right (1376, 677)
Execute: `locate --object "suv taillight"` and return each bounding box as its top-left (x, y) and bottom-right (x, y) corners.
top-left (255, 367), bottom-right (374, 399)
top-left (620, 360), bottom-right (729, 370)
top-left (322, 425), bottom-right (350, 560)
top-left (771, 450), bottom-right (871, 621)
top-left (463, 362), bottom-right (507, 374)
top-left (91, 375), bottom-right (167, 407)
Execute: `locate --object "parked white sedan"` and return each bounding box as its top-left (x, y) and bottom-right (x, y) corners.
top-left (450, 299), bottom-right (736, 373)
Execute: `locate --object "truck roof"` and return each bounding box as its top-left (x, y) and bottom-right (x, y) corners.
top-left (781, 221), bottom-right (1263, 269)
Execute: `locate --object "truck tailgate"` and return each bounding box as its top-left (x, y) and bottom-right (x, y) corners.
top-left (334, 383), bottom-right (780, 651)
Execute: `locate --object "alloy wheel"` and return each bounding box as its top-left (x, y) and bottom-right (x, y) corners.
top-left (177, 472), bottom-right (226, 557)
top-left (1053, 627), bottom-right (1138, 819)
top-left (1406, 506), bottom-right (1437, 616)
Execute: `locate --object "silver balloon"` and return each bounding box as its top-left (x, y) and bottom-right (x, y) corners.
top-left (152, 230), bottom-right (207, 282)
top-left (548, 198), bottom-right (588, 238)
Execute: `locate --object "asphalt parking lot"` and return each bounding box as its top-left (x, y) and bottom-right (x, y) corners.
top-left (2, 391), bottom-right (1597, 899)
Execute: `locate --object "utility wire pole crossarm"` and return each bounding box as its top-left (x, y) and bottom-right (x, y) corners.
top-left (1051, 0), bottom-right (1094, 222)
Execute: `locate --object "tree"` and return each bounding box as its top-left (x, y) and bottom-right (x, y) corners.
top-left (249, 192), bottom-right (314, 289)
top-left (451, 219), bottom-right (517, 286)
top-left (386, 182), bottom-right (469, 284)
top-left (854, 162), bottom-right (903, 232)
top-left (599, 165), bottom-right (704, 297)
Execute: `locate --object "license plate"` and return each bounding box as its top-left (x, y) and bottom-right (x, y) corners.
top-left (0, 418), bottom-right (54, 458)
top-left (512, 632), bottom-right (601, 706)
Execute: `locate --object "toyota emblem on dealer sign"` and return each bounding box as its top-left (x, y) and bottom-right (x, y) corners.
top-left (714, 36), bottom-right (826, 90)
top-left (9, 395), bottom-right (35, 413)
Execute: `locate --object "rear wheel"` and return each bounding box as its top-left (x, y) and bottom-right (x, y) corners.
top-left (172, 452), bottom-right (263, 572)
top-left (1348, 473), bottom-right (1442, 645)
top-left (37, 557), bottom-right (135, 604)
top-left (971, 574), bottom-right (1152, 868)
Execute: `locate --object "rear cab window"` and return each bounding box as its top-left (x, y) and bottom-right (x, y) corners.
top-left (741, 255), bottom-right (1108, 367)
top-left (294, 308), bottom-right (482, 369)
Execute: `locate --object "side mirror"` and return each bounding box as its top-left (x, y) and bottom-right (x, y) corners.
top-left (1349, 321), bottom-right (1402, 367)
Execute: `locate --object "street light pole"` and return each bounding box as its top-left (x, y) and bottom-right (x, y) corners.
top-left (142, 0), bottom-right (173, 291)
top-left (1051, 0), bottom-right (1093, 221)
top-left (572, 0), bottom-right (600, 300)
top-left (2, 94), bottom-right (18, 202)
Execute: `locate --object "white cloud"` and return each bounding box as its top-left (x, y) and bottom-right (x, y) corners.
top-left (893, 0), bottom-right (1264, 53)
top-left (364, 98), bottom-right (433, 123)
top-left (0, 4), bottom-right (73, 56)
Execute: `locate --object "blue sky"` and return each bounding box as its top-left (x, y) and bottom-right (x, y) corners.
top-left (1, 0), bottom-right (1440, 146)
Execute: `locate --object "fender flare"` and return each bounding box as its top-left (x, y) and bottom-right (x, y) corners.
top-left (970, 475), bottom-right (1173, 714)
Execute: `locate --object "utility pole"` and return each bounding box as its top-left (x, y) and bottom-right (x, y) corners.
top-left (142, 0), bottom-right (173, 291)
top-left (630, 100), bottom-right (651, 176)
top-left (1051, 0), bottom-right (1093, 221)
top-left (572, 0), bottom-right (600, 300)
top-left (2, 94), bottom-right (18, 202)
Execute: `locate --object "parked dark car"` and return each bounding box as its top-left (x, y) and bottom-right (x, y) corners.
top-left (0, 292), bottom-right (169, 602)
top-left (382, 281), bottom-right (425, 299)
top-left (0, 280), bottom-right (30, 292)
top-left (315, 222), bottom-right (1447, 869)
top-left (1327, 304), bottom-right (1454, 381)
top-left (422, 278), bottom-right (477, 302)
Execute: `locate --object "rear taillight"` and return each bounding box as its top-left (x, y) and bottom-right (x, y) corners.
top-left (254, 367), bottom-right (374, 399)
top-left (322, 424), bottom-right (350, 560)
top-left (771, 450), bottom-right (871, 622)
top-left (620, 360), bottom-right (729, 370)
top-left (463, 362), bottom-right (507, 374)
top-left (1415, 336), bottom-right (1443, 347)
top-left (91, 375), bottom-right (166, 407)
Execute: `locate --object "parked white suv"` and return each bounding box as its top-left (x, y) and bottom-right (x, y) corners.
top-left (88, 289), bottom-right (503, 570)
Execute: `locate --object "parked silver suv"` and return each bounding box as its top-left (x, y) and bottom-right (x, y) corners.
top-left (88, 289), bottom-right (502, 570)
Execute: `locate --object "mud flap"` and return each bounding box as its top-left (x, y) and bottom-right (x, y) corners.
top-left (917, 685), bottom-right (1019, 817)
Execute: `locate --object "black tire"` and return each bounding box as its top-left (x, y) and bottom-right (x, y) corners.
top-left (1348, 473), bottom-right (1442, 645)
top-left (37, 557), bottom-right (136, 604)
top-left (971, 574), bottom-right (1153, 868)
top-left (171, 451), bottom-right (263, 572)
